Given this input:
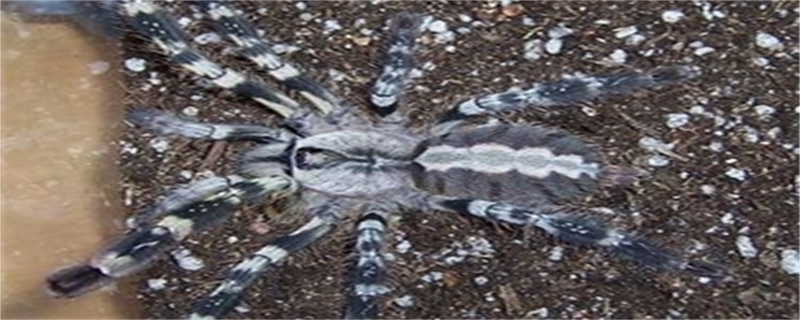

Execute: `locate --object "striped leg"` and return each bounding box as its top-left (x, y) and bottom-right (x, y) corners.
top-left (424, 197), bottom-right (730, 279)
top-left (189, 199), bottom-right (344, 320)
top-left (369, 12), bottom-right (425, 119)
top-left (200, 2), bottom-right (340, 115)
top-left (433, 65), bottom-right (701, 134)
top-left (46, 175), bottom-right (297, 298)
top-left (127, 108), bottom-right (294, 143)
top-left (120, 1), bottom-right (299, 118)
top-left (345, 204), bottom-right (392, 319)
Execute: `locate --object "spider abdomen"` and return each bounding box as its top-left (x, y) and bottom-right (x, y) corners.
top-left (413, 125), bottom-right (602, 206)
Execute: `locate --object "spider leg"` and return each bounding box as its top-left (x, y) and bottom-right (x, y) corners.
top-left (369, 12), bottom-right (425, 120)
top-left (345, 204), bottom-right (392, 319)
top-left (199, 1), bottom-right (340, 115)
top-left (46, 175), bottom-right (297, 298)
top-left (432, 65), bottom-right (701, 134)
top-left (417, 195), bottom-right (731, 279)
top-left (127, 108), bottom-right (295, 143)
top-left (189, 198), bottom-right (344, 320)
top-left (120, 1), bottom-right (299, 118)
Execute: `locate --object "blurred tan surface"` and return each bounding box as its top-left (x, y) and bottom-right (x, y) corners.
top-left (1, 17), bottom-right (138, 318)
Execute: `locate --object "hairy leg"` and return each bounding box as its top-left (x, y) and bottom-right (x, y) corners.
top-left (345, 203), bottom-right (392, 319)
top-left (414, 195), bottom-right (729, 279)
top-left (369, 12), bottom-right (426, 120)
top-left (432, 65), bottom-right (700, 134)
top-left (189, 196), bottom-right (345, 320)
top-left (127, 108), bottom-right (294, 143)
top-left (46, 175), bottom-right (297, 298)
top-left (120, 1), bottom-right (299, 117)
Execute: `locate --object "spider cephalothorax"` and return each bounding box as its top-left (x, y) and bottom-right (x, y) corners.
top-left (46, 1), bottom-right (729, 319)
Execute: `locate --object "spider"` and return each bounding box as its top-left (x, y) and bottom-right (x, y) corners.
top-left (45, 1), bottom-right (730, 319)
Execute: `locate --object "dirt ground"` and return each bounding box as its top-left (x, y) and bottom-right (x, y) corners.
top-left (109, 1), bottom-right (800, 319)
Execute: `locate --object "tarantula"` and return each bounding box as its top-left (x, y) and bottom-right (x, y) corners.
top-left (46, 1), bottom-right (729, 319)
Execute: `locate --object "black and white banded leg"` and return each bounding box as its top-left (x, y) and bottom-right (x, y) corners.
top-left (426, 197), bottom-right (730, 279)
top-left (127, 108), bottom-right (294, 143)
top-left (46, 175), bottom-right (297, 298)
top-left (189, 199), bottom-right (345, 320)
top-left (369, 12), bottom-right (425, 119)
top-left (345, 204), bottom-right (392, 319)
top-left (433, 65), bottom-right (701, 134)
top-left (120, 1), bottom-right (300, 118)
top-left (200, 1), bottom-right (341, 115)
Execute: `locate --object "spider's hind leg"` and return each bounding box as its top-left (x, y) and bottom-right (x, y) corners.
top-left (432, 65), bottom-right (701, 135)
top-left (419, 195), bottom-right (731, 280)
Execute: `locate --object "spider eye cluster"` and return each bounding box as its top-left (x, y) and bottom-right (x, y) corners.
top-left (294, 147), bottom-right (342, 170)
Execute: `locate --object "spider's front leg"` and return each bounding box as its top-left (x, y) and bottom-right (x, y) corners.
top-left (46, 174), bottom-right (297, 298)
top-left (432, 65), bottom-right (701, 135)
top-left (419, 195), bottom-right (731, 279)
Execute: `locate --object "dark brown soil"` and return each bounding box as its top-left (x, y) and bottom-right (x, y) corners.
top-left (114, 1), bottom-right (798, 319)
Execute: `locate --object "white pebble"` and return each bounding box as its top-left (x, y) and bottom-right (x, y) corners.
top-left (396, 240), bottom-right (412, 254)
top-left (647, 154), bottom-right (670, 167)
top-left (661, 10), bottom-right (685, 23)
top-left (427, 19), bottom-right (448, 33)
top-left (544, 38), bottom-right (563, 54)
top-left (177, 17), bottom-right (192, 27)
top-left (780, 249), bottom-right (799, 275)
top-left (393, 295), bottom-right (414, 308)
top-left (147, 278), bottom-right (168, 291)
top-left (638, 136), bottom-right (674, 153)
top-left (754, 105), bottom-right (775, 118)
top-left (752, 56), bottom-right (770, 67)
top-left (700, 184), bottom-right (716, 195)
top-left (299, 12), bottom-right (314, 21)
top-left (614, 25), bottom-right (638, 39)
top-left (665, 113), bottom-right (690, 128)
top-left (149, 137), bottom-right (170, 153)
top-left (473, 276), bottom-right (489, 286)
top-left (625, 33), bottom-right (646, 46)
top-left (694, 46), bottom-right (716, 56)
top-left (227, 236), bottom-right (239, 244)
top-left (322, 19), bottom-right (342, 34)
top-left (182, 106), bottom-right (199, 117)
top-left (271, 43), bottom-right (301, 54)
top-left (294, 2), bottom-right (307, 10)
top-left (457, 14), bottom-right (473, 23)
top-left (720, 212), bottom-right (734, 225)
top-left (736, 236), bottom-right (758, 258)
top-left (444, 45), bottom-right (456, 53)
top-left (179, 170), bottom-right (193, 180)
top-left (608, 49), bottom-right (627, 64)
top-left (755, 31), bottom-right (784, 51)
top-left (523, 39), bottom-right (544, 61)
top-left (421, 271), bottom-right (444, 283)
top-left (547, 25), bottom-right (574, 39)
top-left (171, 248), bottom-right (206, 271)
top-left (725, 168), bottom-right (747, 181)
top-left (124, 58), bottom-right (147, 72)
top-left (548, 246), bottom-right (564, 261)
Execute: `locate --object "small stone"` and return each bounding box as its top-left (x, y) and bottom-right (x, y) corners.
top-left (614, 25), bottom-right (638, 39)
top-left (548, 246), bottom-right (564, 261)
top-left (299, 12), bottom-right (313, 21)
top-left (149, 137), bottom-right (170, 153)
top-left (608, 49), bottom-right (627, 64)
top-left (694, 46), bottom-right (716, 56)
top-left (352, 36), bottom-right (371, 46)
top-left (396, 240), bottom-right (412, 254)
top-left (754, 105), bottom-right (775, 119)
top-left (720, 212), bottom-right (734, 225)
top-left (665, 113), bottom-right (690, 128)
top-left (124, 58), bottom-right (147, 72)
top-left (147, 278), bottom-right (168, 291)
top-left (473, 276), bottom-right (489, 285)
top-left (322, 19), bottom-right (342, 34)
top-left (725, 168), bottom-right (747, 181)
top-left (525, 307), bottom-right (549, 319)
top-left (421, 271), bottom-right (444, 283)
top-left (393, 295), bottom-right (414, 308)
top-left (427, 19), bottom-right (448, 33)
top-left (700, 184), bottom-right (716, 195)
top-left (647, 154), bottom-right (670, 167)
top-left (547, 25), bottom-right (574, 39)
top-left (523, 39), bottom-right (544, 61)
top-left (736, 235), bottom-right (758, 258)
top-left (294, 2), bottom-right (307, 10)
top-left (544, 38), bottom-right (563, 54)
top-left (780, 249), bottom-right (799, 275)
top-left (171, 248), bottom-right (205, 271)
top-left (755, 31), bottom-right (784, 51)
top-left (193, 32), bottom-right (221, 45)
top-left (182, 106), bottom-right (199, 117)
top-left (661, 9), bottom-right (685, 23)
